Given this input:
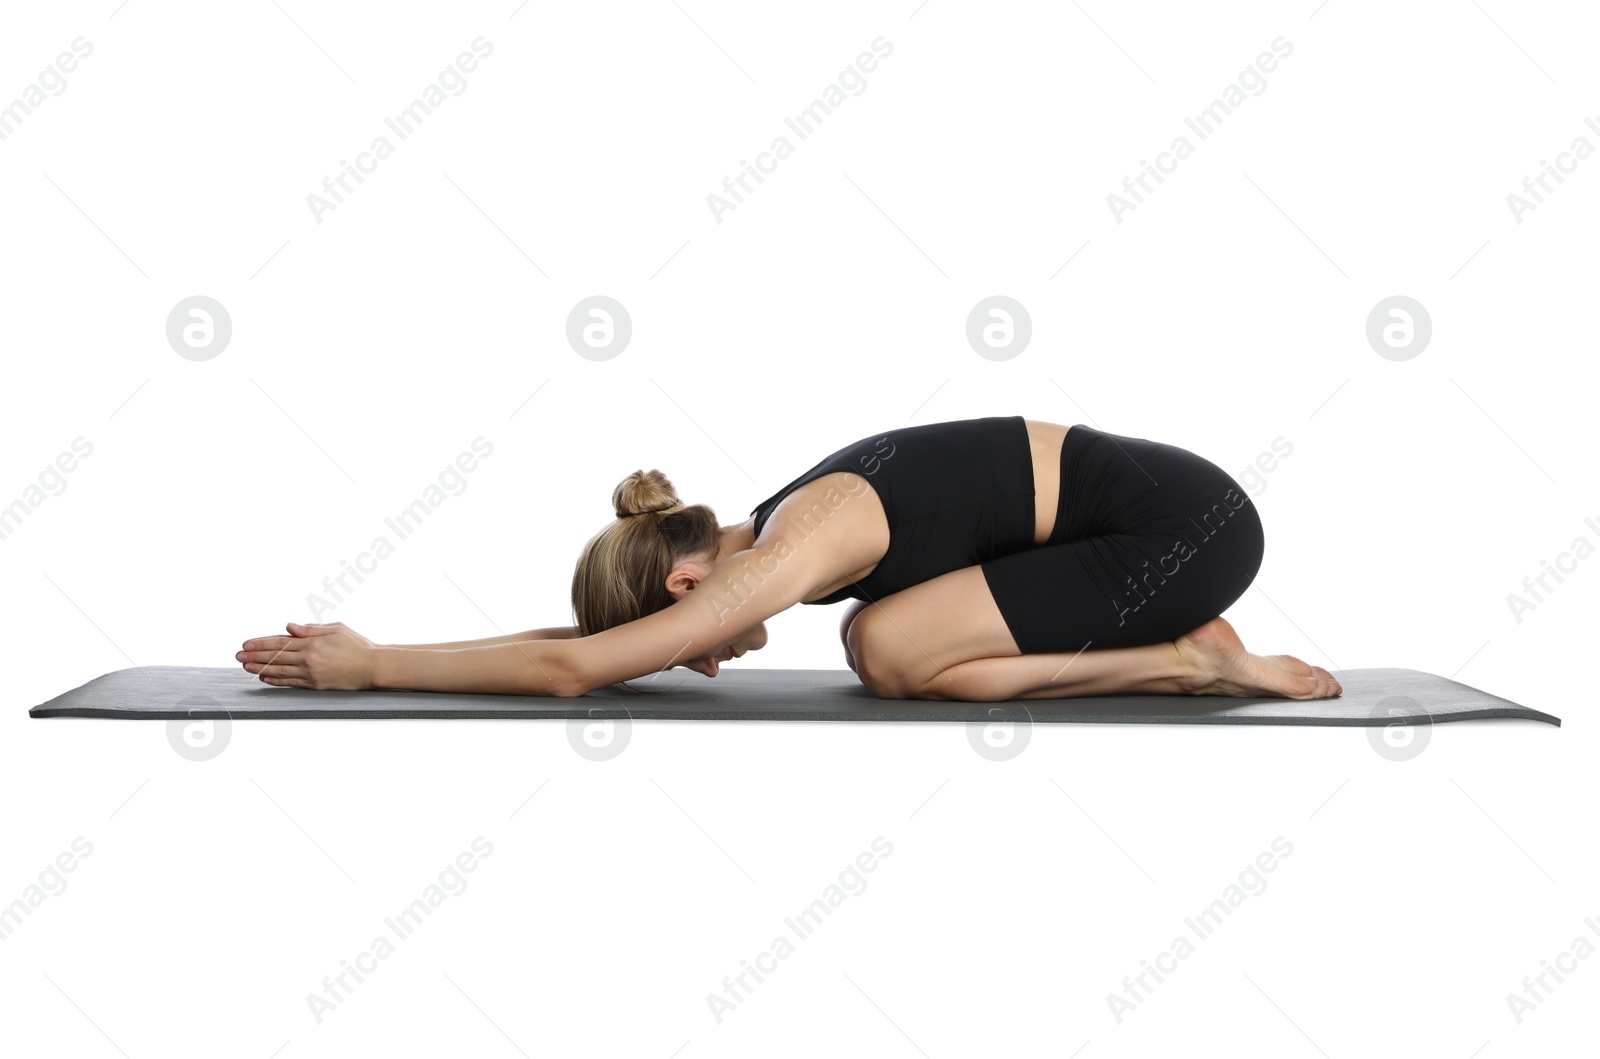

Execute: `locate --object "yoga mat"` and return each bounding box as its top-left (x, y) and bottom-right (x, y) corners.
top-left (29, 666), bottom-right (1558, 726)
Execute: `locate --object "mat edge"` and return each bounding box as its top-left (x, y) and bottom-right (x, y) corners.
top-left (28, 705), bottom-right (1562, 726)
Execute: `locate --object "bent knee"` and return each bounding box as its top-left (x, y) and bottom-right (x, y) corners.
top-left (839, 599), bottom-right (872, 673)
top-left (846, 606), bottom-right (920, 698)
top-left (854, 660), bottom-right (915, 699)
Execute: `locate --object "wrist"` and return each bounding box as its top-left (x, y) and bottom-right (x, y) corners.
top-left (371, 646), bottom-right (401, 689)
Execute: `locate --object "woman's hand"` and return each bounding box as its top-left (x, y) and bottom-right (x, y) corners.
top-left (237, 621), bottom-right (378, 690)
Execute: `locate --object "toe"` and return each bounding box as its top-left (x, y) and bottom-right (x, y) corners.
top-left (1272, 653), bottom-right (1316, 677)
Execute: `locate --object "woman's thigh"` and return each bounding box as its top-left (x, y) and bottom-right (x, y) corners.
top-left (845, 566), bottom-right (1022, 698)
top-left (977, 523), bottom-right (1259, 655)
top-left (982, 427), bottom-right (1265, 654)
top-left (849, 428), bottom-right (1265, 692)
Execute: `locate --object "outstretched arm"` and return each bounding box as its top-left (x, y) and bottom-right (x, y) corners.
top-left (238, 542), bottom-right (808, 696)
top-left (239, 621), bottom-right (583, 695)
top-left (379, 489), bottom-right (870, 694)
top-left (371, 541), bottom-right (811, 696)
top-left (240, 484), bottom-right (861, 695)
top-left (386, 626), bottom-right (579, 650)
top-left (373, 637), bottom-right (581, 695)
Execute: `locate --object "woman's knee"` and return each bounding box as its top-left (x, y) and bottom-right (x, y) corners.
top-left (845, 605), bottom-right (916, 698)
top-left (839, 599), bottom-right (872, 673)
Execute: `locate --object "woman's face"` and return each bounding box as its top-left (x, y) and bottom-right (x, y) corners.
top-left (680, 621), bottom-right (768, 678)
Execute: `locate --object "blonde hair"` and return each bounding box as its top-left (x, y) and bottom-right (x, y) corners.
top-left (570, 468), bottom-right (720, 642)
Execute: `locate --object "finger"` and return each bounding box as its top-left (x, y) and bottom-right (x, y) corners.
top-left (238, 642), bottom-right (307, 664)
top-left (288, 621), bottom-right (343, 637)
top-left (244, 656), bottom-right (306, 673)
top-left (239, 644), bottom-right (306, 667)
top-left (247, 662), bottom-right (307, 680)
top-left (242, 635), bottom-right (295, 651)
top-left (258, 673), bottom-right (310, 688)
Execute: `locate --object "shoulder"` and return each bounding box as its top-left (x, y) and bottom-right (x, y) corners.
top-left (755, 471), bottom-right (886, 546)
top-left (752, 471), bottom-right (889, 597)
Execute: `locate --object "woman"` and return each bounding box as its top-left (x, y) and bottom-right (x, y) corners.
top-left (236, 416), bottom-right (1340, 701)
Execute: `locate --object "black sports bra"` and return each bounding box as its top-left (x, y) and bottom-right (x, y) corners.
top-left (748, 416), bottom-right (1037, 604)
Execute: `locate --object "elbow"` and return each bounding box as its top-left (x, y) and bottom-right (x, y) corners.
top-left (546, 666), bottom-right (587, 699)
top-left (518, 643), bottom-right (588, 700)
top-left (549, 647), bottom-right (589, 698)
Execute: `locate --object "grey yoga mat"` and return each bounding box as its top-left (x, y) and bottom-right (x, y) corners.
top-left (29, 665), bottom-right (1558, 726)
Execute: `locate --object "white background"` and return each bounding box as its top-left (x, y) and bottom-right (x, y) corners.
top-left (2, 0), bottom-right (1594, 1054)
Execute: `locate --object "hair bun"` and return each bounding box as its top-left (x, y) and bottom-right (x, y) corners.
top-left (613, 469), bottom-right (681, 518)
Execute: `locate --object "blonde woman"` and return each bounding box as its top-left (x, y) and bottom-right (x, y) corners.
top-left (237, 417), bottom-right (1341, 701)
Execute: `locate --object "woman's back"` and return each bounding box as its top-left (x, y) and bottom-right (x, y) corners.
top-left (749, 415), bottom-right (1040, 605)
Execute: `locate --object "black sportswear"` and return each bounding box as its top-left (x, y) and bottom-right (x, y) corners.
top-left (749, 416), bottom-right (1036, 606)
top-left (748, 416), bottom-right (1264, 653)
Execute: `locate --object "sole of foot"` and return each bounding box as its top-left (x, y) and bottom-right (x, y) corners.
top-left (1175, 616), bottom-right (1342, 700)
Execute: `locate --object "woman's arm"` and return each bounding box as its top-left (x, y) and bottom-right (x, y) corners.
top-left (385, 626), bottom-right (579, 650)
top-left (244, 479), bottom-right (870, 695)
top-left (371, 543), bottom-right (809, 696)
top-left (372, 638), bottom-right (582, 696)
top-left (239, 622), bottom-right (583, 695)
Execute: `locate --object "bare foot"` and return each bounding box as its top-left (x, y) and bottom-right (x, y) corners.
top-left (1174, 617), bottom-right (1342, 699)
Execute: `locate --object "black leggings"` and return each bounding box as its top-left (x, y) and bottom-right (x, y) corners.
top-left (980, 425), bottom-right (1264, 654)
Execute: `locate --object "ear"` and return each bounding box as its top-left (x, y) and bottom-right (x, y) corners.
top-left (664, 566), bottom-right (700, 600)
